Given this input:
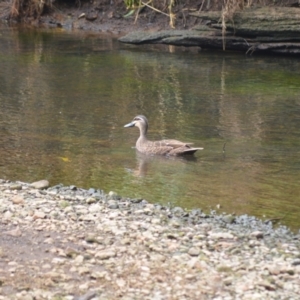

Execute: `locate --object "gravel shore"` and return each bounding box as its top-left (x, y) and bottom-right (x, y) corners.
top-left (0, 179), bottom-right (299, 300)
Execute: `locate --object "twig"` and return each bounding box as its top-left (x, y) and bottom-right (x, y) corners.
top-left (246, 44), bottom-right (257, 55)
top-left (141, 0), bottom-right (175, 28)
top-left (223, 142), bottom-right (226, 152)
top-left (264, 212), bottom-right (288, 224)
top-left (141, 1), bottom-right (169, 17)
top-left (198, 0), bottom-right (206, 12)
top-left (168, 0), bottom-right (175, 28)
top-left (134, 0), bottom-right (144, 24)
top-left (264, 217), bottom-right (283, 224)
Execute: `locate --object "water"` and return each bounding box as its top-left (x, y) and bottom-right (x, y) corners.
top-left (0, 24), bottom-right (300, 230)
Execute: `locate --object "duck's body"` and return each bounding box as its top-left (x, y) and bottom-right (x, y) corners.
top-left (124, 115), bottom-right (203, 156)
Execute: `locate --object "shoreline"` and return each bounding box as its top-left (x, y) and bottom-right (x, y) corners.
top-left (1, 179), bottom-right (299, 299)
top-left (2, 1), bottom-right (300, 55)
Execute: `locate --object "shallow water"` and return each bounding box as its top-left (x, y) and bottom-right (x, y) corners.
top-left (0, 25), bottom-right (299, 230)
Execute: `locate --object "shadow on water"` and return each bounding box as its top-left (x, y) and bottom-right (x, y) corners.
top-left (0, 24), bottom-right (300, 231)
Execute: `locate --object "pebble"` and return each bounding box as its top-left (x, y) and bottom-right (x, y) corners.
top-left (188, 246), bottom-right (201, 256)
top-left (95, 250), bottom-right (116, 260)
top-left (107, 200), bottom-right (119, 209)
top-left (0, 180), bottom-right (299, 300)
top-left (33, 211), bottom-right (46, 219)
top-left (30, 179), bottom-right (50, 190)
top-left (250, 230), bottom-right (264, 239)
top-left (11, 195), bottom-right (24, 204)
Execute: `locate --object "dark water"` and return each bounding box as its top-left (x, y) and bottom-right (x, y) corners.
top-left (0, 25), bottom-right (300, 230)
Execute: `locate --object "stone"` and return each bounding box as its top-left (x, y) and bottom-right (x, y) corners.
top-left (95, 250), bottom-right (116, 260)
top-left (188, 247), bottom-right (201, 256)
top-left (130, 198), bottom-right (143, 203)
top-left (107, 200), bottom-right (119, 209)
top-left (3, 211), bottom-right (12, 219)
top-left (86, 197), bottom-right (96, 204)
top-left (31, 180), bottom-right (49, 190)
top-left (9, 184), bottom-right (22, 190)
top-left (172, 207), bottom-right (185, 217)
top-left (291, 259), bottom-right (300, 266)
top-left (222, 214), bottom-right (235, 224)
top-left (74, 255), bottom-right (85, 264)
top-left (169, 219), bottom-right (181, 228)
top-left (33, 211), bottom-right (46, 219)
top-left (11, 195), bottom-right (24, 204)
top-left (108, 191), bottom-right (121, 200)
top-left (250, 231), bottom-right (264, 239)
top-left (209, 232), bottom-right (235, 240)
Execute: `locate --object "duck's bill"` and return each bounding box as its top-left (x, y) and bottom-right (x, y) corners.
top-left (124, 122), bottom-right (135, 128)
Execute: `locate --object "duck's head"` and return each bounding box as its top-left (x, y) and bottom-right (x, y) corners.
top-left (124, 115), bottom-right (148, 133)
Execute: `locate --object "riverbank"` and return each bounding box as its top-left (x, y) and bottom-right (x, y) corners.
top-left (0, 179), bottom-right (299, 299)
top-left (2, 1), bottom-right (300, 54)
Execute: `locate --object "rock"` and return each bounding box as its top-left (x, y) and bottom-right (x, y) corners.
top-left (150, 254), bottom-right (166, 262)
top-left (31, 180), bottom-right (49, 190)
top-left (172, 207), bottom-right (185, 217)
top-left (86, 12), bottom-right (98, 22)
top-left (95, 250), bottom-right (116, 260)
top-left (151, 218), bottom-right (161, 225)
top-left (209, 232), bottom-right (235, 240)
top-left (74, 255), bottom-right (85, 264)
top-left (33, 211), bottom-right (46, 219)
top-left (86, 197), bottom-right (96, 204)
top-left (250, 231), bottom-right (264, 239)
top-left (9, 183), bottom-right (22, 190)
top-left (130, 198), bottom-right (143, 203)
top-left (66, 248), bottom-right (79, 258)
top-left (82, 214), bottom-right (95, 221)
top-left (4, 227), bottom-right (22, 237)
top-left (107, 200), bottom-right (119, 209)
top-left (257, 280), bottom-right (276, 291)
top-left (120, 7), bottom-right (300, 55)
top-left (222, 214), bottom-right (235, 224)
top-left (85, 235), bottom-right (99, 243)
top-left (169, 219), bottom-right (181, 228)
top-left (188, 247), bottom-right (201, 256)
top-left (11, 195), bottom-right (24, 204)
top-left (291, 259), bottom-right (300, 266)
top-left (3, 211), bottom-right (12, 220)
top-left (108, 191), bottom-right (120, 200)
top-left (44, 238), bottom-right (54, 244)
top-left (87, 188), bottom-right (96, 194)
top-left (74, 290), bottom-right (97, 300)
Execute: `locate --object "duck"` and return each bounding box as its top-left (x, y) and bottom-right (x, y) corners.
top-left (124, 115), bottom-right (203, 156)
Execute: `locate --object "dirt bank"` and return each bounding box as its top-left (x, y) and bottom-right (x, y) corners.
top-left (2, 1), bottom-right (300, 54)
top-left (2, 0), bottom-right (203, 35)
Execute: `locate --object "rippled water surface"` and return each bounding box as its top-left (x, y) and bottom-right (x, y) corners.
top-left (0, 25), bottom-right (299, 230)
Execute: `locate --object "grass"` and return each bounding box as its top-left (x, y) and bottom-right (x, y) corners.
top-left (1, 0), bottom-right (52, 20)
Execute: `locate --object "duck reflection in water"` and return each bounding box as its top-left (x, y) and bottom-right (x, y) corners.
top-left (124, 115), bottom-right (203, 156)
top-left (130, 149), bottom-right (198, 177)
